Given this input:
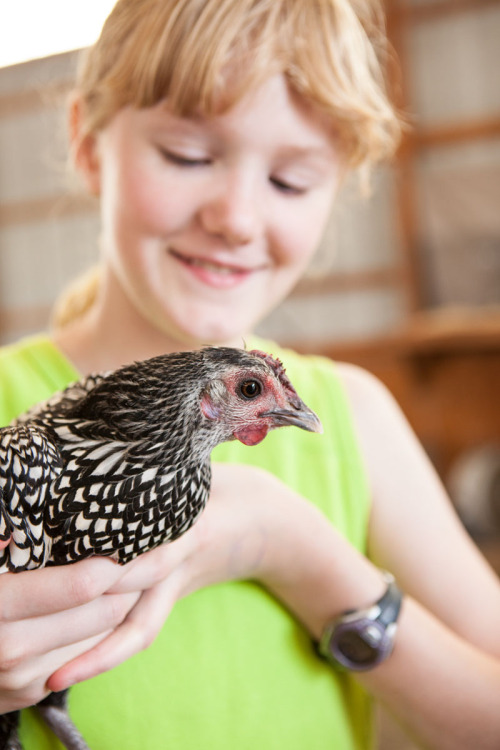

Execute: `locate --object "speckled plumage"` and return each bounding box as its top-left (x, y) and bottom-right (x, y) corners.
top-left (0, 346), bottom-right (321, 750)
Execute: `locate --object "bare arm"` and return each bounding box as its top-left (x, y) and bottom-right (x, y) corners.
top-left (339, 362), bottom-right (500, 749)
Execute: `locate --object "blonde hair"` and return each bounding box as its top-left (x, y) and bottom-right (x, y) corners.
top-left (54, 0), bottom-right (402, 329)
top-left (77, 0), bottom-right (400, 167)
top-left (51, 265), bottom-right (101, 329)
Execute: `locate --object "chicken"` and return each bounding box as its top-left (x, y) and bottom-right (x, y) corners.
top-left (0, 346), bottom-right (322, 750)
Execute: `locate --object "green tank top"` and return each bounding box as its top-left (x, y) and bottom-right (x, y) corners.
top-left (0, 335), bottom-right (373, 749)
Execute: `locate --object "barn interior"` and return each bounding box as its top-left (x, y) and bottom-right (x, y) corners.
top-left (0, 2), bottom-right (499, 747)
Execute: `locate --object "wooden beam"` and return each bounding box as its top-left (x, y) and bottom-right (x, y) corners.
top-left (293, 308), bottom-right (500, 358)
top-left (0, 193), bottom-right (97, 229)
top-left (389, 0), bottom-right (500, 25)
top-left (292, 267), bottom-right (405, 297)
top-left (0, 80), bottom-right (72, 119)
top-left (385, 0), bottom-right (423, 312)
top-left (414, 117), bottom-right (500, 148)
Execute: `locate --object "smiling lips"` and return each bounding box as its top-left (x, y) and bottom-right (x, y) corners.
top-left (170, 249), bottom-right (264, 289)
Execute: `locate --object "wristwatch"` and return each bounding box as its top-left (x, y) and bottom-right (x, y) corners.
top-left (317, 571), bottom-right (403, 671)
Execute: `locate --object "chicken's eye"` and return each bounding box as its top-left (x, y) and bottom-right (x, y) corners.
top-left (238, 379), bottom-right (262, 400)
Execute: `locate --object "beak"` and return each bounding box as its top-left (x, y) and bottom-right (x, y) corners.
top-left (261, 404), bottom-right (323, 434)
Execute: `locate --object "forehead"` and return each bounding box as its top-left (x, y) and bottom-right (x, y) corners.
top-left (213, 75), bottom-right (338, 144)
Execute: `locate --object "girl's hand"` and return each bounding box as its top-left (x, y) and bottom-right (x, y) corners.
top-left (0, 554), bottom-right (140, 713)
top-left (48, 464), bottom-right (283, 691)
top-left (48, 464), bottom-right (383, 692)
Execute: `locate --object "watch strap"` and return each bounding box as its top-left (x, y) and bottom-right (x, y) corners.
top-left (375, 573), bottom-right (402, 627)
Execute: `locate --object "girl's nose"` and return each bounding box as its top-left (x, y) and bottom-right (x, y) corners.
top-left (198, 170), bottom-right (262, 247)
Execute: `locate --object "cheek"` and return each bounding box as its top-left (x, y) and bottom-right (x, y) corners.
top-left (273, 190), bottom-right (336, 270)
top-left (106, 153), bottom-right (188, 238)
top-left (119, 165), bottom-right (173, 231)
top-left (275, 216), bottom-right (327, 272)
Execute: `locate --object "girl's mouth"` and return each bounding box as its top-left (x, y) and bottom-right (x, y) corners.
top-left (169, 249), bottom-right (261, 289)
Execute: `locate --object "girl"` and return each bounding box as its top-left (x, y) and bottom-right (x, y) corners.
top-left (0, 1), bottom-right (499, 748)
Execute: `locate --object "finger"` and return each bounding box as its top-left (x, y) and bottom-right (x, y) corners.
top-left (0, 631), bottom-right (114, 712)
top-left (48, 572), bottom-right (184, 692)
top-left (0, 557), bottom-right (127, 621)
top-left (0, 536), bottom-right (11, 551)
top-left (38, 632), bottom-right (113, 684)
top-left (0, 591), bottom-right (140, 668)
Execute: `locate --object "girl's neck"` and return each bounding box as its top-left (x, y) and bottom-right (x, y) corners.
top-left (52, 271), bottom-right (251, 376)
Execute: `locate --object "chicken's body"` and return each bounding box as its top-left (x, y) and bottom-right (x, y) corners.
top-left (0, 347), bottom-right (321, 750)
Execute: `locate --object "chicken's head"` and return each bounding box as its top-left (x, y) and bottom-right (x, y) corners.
top-left (200, 348), bottom-right (322, 446)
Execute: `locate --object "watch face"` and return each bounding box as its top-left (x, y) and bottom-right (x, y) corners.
top-left (320, 576), bottom-right (402, 671)
top-left (332, 620), bottom-right (387, 669)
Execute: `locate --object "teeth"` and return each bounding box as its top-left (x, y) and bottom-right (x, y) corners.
top-left (172, 249), bottom-right (250, 275)
top-left (189, 258), bottom-right (239, 275)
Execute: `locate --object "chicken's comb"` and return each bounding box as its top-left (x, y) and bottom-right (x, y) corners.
top-left (249, 350), bottom-right (300, 403)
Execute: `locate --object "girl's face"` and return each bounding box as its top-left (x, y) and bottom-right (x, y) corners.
top-left (89, 75), bottom-right (342, 349)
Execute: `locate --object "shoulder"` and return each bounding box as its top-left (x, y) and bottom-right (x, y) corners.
top-left (332, 360), bottom-right (432, 513)
top-left (334, 360), bottom-right (406, 430)
top-left (288, 356), bottom-right (421, 505)
top-left (0, 335), bottom-right (79, 425)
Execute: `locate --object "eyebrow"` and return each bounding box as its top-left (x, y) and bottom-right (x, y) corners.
top-left (277, 143), bottom-right (337, 159)
top-left (147, 106), bottom-right (338, 163)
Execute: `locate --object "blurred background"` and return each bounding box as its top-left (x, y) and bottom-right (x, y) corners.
top-left (0, 1), bottom-right (499, 745)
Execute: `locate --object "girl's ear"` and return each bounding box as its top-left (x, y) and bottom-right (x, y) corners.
top-left (68, 94), bottom-right (101, 195)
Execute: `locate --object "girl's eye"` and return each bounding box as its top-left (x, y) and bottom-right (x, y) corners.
top-left (159, 148), bottom-right (211, 167)
top-left (270, 176), bottom-right (307, 196)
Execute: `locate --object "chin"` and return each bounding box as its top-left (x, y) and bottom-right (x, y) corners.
top-left (179, 318), bottom-right (253, 349)
top-left (152, 297), bottom-right (262, 350)
top-left (153, 319), bottom-right (236, 350)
